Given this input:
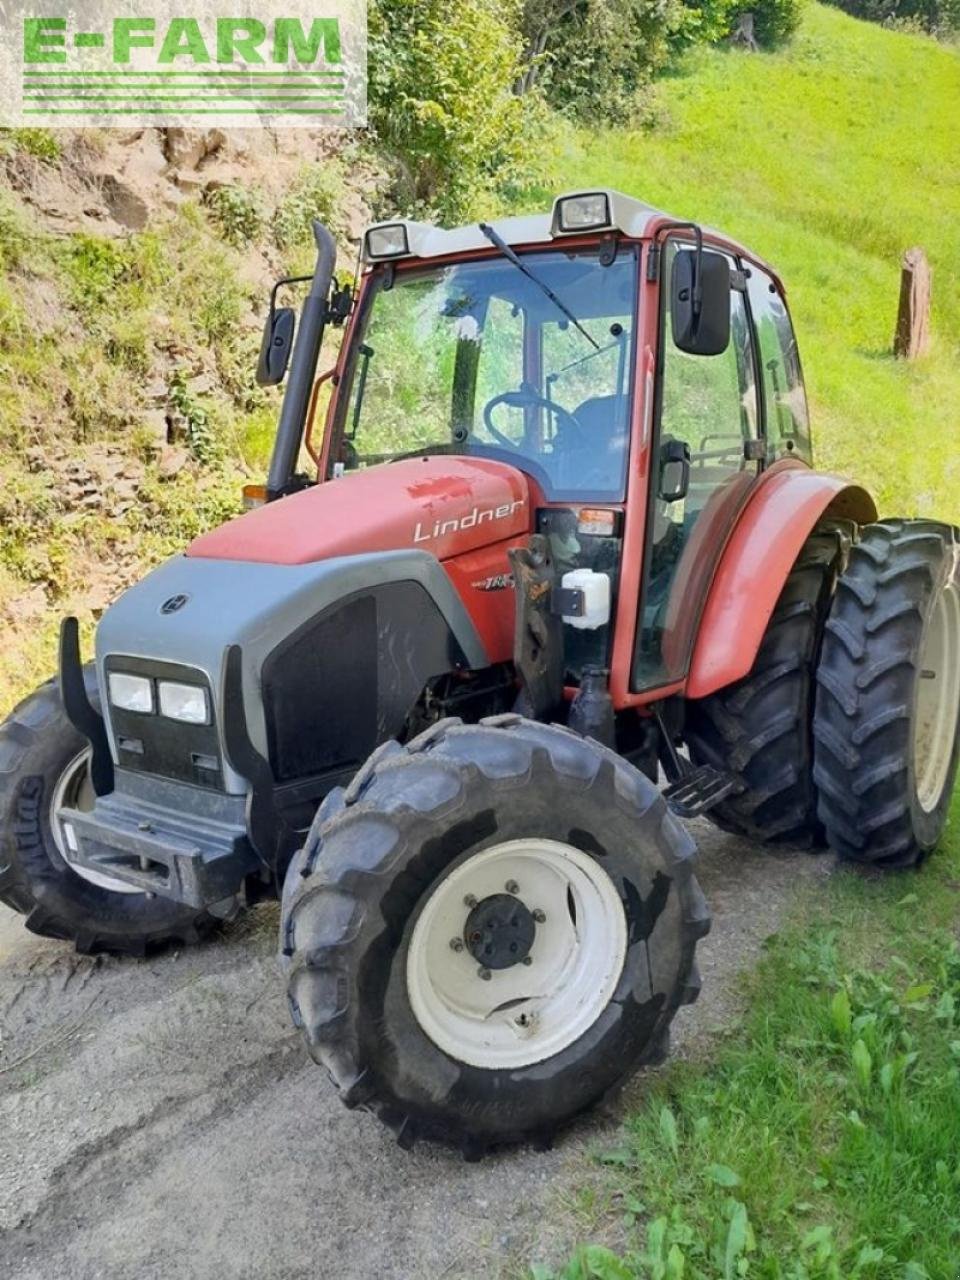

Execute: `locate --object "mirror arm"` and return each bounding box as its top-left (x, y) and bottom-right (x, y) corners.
top-left (655, 220), bottom-right (704, 315)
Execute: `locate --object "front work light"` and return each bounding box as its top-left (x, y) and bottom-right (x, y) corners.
top-left (364, 223), bottom-right (410, 261)
top-left (108, 672), bottom-right (154, 714)
top-left (555, 193), bottom-right (612, 233)
top-left (158, 681), bottom-right (209, 725)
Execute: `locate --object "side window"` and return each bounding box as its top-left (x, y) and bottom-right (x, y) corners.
top-left (633, 242), bottom-right (760, 690)
top-left (745, 266), bottom-right (811, 463)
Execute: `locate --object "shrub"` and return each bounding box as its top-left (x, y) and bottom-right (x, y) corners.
top-left (750, 0), bottom-right (805, 45)
top-left (822, 0), bottom-right (959, 35)
top-left (204, 184), bottom-right (265, 247)
top-left (523, 0), bottom-right (742, 126)
top-left (369, 0), bottom-right (542, 221)
top-left (273, 162), bottom-right (344, 250)
top-left (10, 128), bottom-right (61, 162)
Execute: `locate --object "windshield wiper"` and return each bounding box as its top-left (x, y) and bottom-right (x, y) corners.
top-left (478, 223), bottom-right (599, 351)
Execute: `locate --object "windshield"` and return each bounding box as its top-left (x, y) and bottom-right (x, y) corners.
top-left (333, 247), bottom-right (638, 501)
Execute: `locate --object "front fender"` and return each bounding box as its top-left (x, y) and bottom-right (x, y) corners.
top-left (686, 467), bottom-right (877, 699)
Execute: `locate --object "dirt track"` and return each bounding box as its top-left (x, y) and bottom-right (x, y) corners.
top-left (0, 822), bottom-right (831, 1280)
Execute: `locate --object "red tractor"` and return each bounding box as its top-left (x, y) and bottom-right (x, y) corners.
top-left (2, 190), bottom-right (958, 1155)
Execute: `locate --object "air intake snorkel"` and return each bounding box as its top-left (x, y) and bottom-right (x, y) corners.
top-left (266, 220), bottom-right (338, 501)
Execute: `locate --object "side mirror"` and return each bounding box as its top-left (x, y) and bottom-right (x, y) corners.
top-left (670, 249), bottom-right (730, 356)
top-left (256, 306), bottom-right (295, 386)
top-left (659, 438), bottom-right (691, 503)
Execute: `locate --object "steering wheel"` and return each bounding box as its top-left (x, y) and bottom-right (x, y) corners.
top-left (482, 388), bottom-right (587, 452)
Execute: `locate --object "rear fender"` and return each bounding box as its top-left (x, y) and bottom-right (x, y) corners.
top-left (686, 468), bottom-right (877, 699)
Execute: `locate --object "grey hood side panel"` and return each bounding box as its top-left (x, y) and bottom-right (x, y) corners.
top-left (95, 550), bottom-right (489, 794)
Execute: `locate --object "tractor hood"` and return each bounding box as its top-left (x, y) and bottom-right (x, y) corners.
top-left (188, 455), bottom-right (531, 565)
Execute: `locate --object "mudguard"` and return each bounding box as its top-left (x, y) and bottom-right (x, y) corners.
top-left (686, 467), bottom-right (877, 699)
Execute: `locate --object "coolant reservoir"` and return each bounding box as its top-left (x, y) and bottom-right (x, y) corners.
top-left (561, 568), bottom-right (611, 631)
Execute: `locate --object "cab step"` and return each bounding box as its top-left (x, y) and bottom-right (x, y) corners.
top-left (663, 765), bottom-right (740, 819)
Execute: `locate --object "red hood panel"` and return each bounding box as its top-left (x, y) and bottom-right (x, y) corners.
top-left (187, 456), bottom-right (531, 564)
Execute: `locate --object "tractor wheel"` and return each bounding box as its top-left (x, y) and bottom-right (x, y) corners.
top-left (0, 670), bottom-right (219, 954)
top-left (686, 527), bottom-right (846, 846)
top-left (814, 519), bottom-right (960, 869)
top-left (281, 716), bottom-right (709, 1155)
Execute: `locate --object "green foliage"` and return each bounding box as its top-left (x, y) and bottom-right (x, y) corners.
top-left (61, 234), bottom-right (130, 312)
top-left (536, 0), bottom-right (675, 124)
top-left (170, 368), bottom-right (222, 464)
top-left (0, 188), bottom-right (36, 271)
top-left (9, 128), bottom-right (61, 162)
top-left (369, 0), bottom-right (547, 220)
top-left (534, 0), bottom-right (736, 125)
top-left (750, 0), bottom-right (806, 45)
top-left (204, 183), bottom-right (265, 247)
top-left (273, 161), bottom-right (344, 254)
top-left (822, 0), bottom-right (960, 35)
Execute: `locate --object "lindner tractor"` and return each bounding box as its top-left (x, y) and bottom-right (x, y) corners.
top-left (2, 191), bottom-right (958, 1154)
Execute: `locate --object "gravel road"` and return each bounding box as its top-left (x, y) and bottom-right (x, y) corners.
top-left (0, 822), bottom-right (832, 1280)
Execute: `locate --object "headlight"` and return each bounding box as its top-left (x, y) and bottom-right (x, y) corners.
top-left (158, 681), bottom-right (209, 725)
top-left (108, 672), bottom-right (154, 714)
top-left (364, 223), bottom-right (409, 261)
top-left (555, 192), bottom-right (612, 233)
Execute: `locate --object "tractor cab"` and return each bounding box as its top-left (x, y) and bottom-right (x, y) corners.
top-left (253, 189), bottom-right (815, 707)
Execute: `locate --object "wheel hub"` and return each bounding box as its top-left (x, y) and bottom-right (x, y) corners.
top-left (463, 893), bottom-right (536, 969)
top-left (406, 837), bottom-right (628, 1070)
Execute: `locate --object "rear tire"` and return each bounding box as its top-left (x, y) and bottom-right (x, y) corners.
top-left (281, 716), bottom-right (709, 1155)
top-left (686, 527), bottom-right (846, 846)
top-left (0, 671), bottom-right (218, 954)
top-left (813, 519), bottom-right (960, 869)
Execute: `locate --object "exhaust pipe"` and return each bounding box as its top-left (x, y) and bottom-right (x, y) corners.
top-left (266, 220), bottom-right (337, 499)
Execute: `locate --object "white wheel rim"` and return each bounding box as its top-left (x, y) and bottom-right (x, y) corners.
top-left (51, 750), bottom-right (142, 895)
top-left (406, 838), bottom-right (627, 1070)
top-left (914, 581), bottom-right (960, 814)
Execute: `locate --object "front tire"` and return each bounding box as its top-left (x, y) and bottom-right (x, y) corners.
top-left (0, 672), bottom-right (218, 954)
top-left (281, 716), bottom-right (709, 1155)
top-left (814, 519), bottom-right (960, 868)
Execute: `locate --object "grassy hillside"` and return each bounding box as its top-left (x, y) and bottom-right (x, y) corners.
top-left (536, 2), bottom-right (959, 521)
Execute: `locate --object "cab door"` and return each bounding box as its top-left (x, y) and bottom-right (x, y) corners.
top-left (632, 238), bottom-right (763, 691)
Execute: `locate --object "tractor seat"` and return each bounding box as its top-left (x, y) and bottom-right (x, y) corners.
top-left (551, 394), bottom-right (629, 493)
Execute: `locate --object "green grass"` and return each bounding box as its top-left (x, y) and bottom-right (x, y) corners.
top-left (530, 796), bottom-right (960, 1279)
top-left (533, 2), bottom-right (960, 525)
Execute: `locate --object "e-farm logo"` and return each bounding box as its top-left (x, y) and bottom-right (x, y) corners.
top-left (0, 1), bottom-right (366, 126)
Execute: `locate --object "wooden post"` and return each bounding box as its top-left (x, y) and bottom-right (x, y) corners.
top-left (894, 247), bottom-right (931, 359)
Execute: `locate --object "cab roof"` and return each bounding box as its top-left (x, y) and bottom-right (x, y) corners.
top-left (362, 188), bottom-right (767, 275)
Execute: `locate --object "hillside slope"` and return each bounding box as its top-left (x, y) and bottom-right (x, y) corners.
top-left (544, 2), bottom-right (959, 519)
top-left (0, 129), bottom-right (370, 711)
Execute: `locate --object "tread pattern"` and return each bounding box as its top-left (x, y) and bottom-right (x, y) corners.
top-left (686, 526), bottom-right (847, 846)
top-left (280, 715), bottom-right (709, 1156)
top-left (814, 519), bottom-right (960, 869)
top-left (0, 672), bottom-right (216, 954)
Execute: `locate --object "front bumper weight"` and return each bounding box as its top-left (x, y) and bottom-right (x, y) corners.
top-left (58, 791), bottom-right (258, 909)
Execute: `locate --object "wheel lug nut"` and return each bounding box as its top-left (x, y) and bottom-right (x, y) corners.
top-left (478, 967), bottom-right (492, 981)
top-left (522, 955), bottom-right (533, 966)
top-left (449, 937), bottom-right (464, 952)
top-left (505, 880), bottom-right (519, 895)
top-left (464, 894), bottom-right (478, 908)
top-left (532, 908), bottom-right (546, 923)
